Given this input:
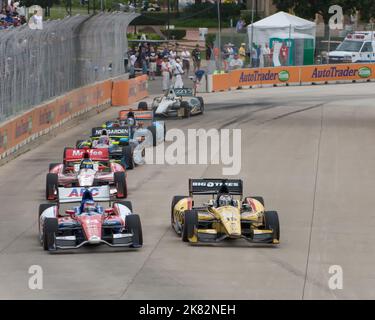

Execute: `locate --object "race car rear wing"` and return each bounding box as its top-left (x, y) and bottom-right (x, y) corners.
top-left (189, 179), bottom-right (243, 196)
top-left (58, 185), bottom-right (110, 203)
top-left (118, 110), bottom-right (154, 125)
top-left (91, 126), bottom-right (130, 139)
top-left (64, 148), bottom-right (109, 162)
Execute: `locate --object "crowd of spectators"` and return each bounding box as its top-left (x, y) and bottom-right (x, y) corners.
top-left (0, 1), bottom-right (26, 30)
top-left (128, 41), bottom-right (204, 91)
top-left (220, 41), bottom-right (285, 71)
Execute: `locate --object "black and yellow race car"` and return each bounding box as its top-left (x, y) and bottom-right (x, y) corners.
top-left (171, 179), bottom-right (280, 245)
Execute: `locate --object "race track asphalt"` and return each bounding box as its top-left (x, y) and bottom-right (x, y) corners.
top-left (0, 82), bottom-right (375, 299)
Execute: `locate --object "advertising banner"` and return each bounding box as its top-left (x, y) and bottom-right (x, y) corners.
top-left (300, 64), bottom-right (374, 83)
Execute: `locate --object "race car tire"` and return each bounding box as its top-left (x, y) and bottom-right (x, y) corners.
top-left (138, 101), bottom-right (148, 111)
top-left (147, 125), bottom-right (157, 146)
top-left (115, 200), bottom-right (133, 212)
top-left (76, 140), bottom-right (85, 148)
top-left (39, 203), bottom-right (56, 217)
top-left (38, 203), bottom-right (56, 237)
top-left (264, 211), bottom-right (280, 241)
top-left (181, 101), bottom-right (190, 118)
top-left (126, 214), bottom-right (143, 247)
top-left (48, 163), bottom-right (60, 172)
top-left (43, 217), bottom-right (58, 251)
top-left (170, 195), bottom-right (187, 231)
top-left (46, 173), bottom-right (58, 201)
top-left (197, 97), bottom-right (204, 114)
top-left (182, 210), bottom-right (198, 242)
top-left (114, 172), bottom-right (127, 198)
top-left (122, 145), bottom-right (135, 170)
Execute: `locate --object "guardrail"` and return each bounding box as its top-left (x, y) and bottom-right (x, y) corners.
top-left (0, 75), bottom-right (148, 160)
top-left (208, 63), bottom-right (375, 92)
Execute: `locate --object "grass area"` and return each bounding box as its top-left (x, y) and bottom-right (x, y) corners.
top-left (48, 6), bottom-right (89, 20)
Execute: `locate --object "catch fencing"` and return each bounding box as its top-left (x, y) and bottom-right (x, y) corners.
top-left (0, 12), bottom-right (138, 123)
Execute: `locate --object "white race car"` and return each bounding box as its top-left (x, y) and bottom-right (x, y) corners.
top-left (150, 88), bottom-right (204, 118)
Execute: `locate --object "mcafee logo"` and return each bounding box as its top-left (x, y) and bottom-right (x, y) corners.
top-left (72, 149), bottom-right (103, 157)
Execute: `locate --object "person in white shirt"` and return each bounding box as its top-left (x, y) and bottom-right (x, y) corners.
top-left (262, 43), bottom-right (271, 67)
top-left (129, 52), bottom-right (137, 77)
top-left (180, 47), bottom-right (190, 77)
top-left (173, 58), bottom-right (184, 89)
top-left (161, 56), bottom-right (171, 92)
top-left (229, 54), bottom-right (243, 70)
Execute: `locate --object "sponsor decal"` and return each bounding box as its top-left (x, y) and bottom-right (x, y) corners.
top-left (311, 66), bottom-right (364, 79)
top-left (39, 109), bottom-right (55, 125)
top-left (0, 130), bottom-right (8, 149)
top-left (59, 102), bottom-right (72, 116)
top-left (71, 149), bottom-right (105, 157)
top-left (358, 67), bottom-right (372, 78)
top-left (278, 70), bottom-right (290, 82)
top-left (192, 181), bottom-right (240, 187)
top-left (239, 70), bottom-right (278, 83)
top-left (94, 128), bottom-right (129, 136)
top-left (15, 116), bottom-right (33, 138)
top-left (68, 188), bottom-right (100, 198)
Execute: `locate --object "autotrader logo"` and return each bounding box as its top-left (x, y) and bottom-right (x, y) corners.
top-left (358, 67), bottom-right (371, 78)
top-left (278, 70), bottom-right (290, 82)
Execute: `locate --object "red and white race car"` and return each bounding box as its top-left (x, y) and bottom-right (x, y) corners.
top-left (39, 186), bottom-right (142, 252)
top-left (46, 148), bottom-right (127, 200)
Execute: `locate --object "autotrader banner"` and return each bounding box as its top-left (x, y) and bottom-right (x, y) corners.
top-left (229, 66), bottom-right (300, 87)
top-left (211, 64), bottom-right (375, 91)
top-left (300, 64), bottom-right (374, 83)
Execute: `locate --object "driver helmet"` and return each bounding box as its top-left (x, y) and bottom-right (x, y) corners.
top-left (83, 200), bottom-right (96, 213)
top-left (218, 194), bottom-right (233, 207)
top-left (127, 117), bottom-right (136, 126)
top-left (98, 136), bottom-right (110, 145)
top-left (80, 159), bottom-right (94, 170)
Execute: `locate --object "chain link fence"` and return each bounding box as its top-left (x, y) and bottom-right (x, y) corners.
top-left (0, 12), bottom-right (138, 123)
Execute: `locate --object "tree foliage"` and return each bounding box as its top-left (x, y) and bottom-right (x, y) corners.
top-left (272, 0), bottom-right (363, 23)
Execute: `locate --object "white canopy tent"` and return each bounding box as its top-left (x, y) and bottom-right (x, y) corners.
top-left (247, 11), bottom-right (316, 66)
top-left (247, 11), bottom-right (316, 46)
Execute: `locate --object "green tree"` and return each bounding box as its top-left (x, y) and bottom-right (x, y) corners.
top-left (357, 0), bottom-right (375, 22)
top-left (272, 0), bottom-right (359, 37)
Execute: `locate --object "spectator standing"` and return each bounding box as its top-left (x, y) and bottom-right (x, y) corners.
top-left (148, 46), bottom-right (157, 80)
top-left (258, 44), bottom-right (264, 67)
top-left (250, 43), bottom-right (257, 68)
top-left (192, 44), bottom-right (201, 72)
top-left (229, 53), bottom-right (243, 70)
top-left (181, 47), bottom-right (191, 77)
top-left (262, 43), bottom-right (271, 67)
top-left (173, 58), bottom-right (184, 88)
top-left (239, 43), bottom-right (246, 63)
top-left (280, 42), bottom-right (289, 66)
top-left (161, 56), bottom-right (172, 92)
top-left (140, 46), bottom-right (149, 74)
top-left (236, 18), bottom-right (245, 33)
top-left (206, 43), bottom-right (212, 61)
top-left (129, 51), bottom-right (137, 78)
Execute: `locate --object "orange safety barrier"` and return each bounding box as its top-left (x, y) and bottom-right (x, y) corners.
top-left (212, 63), bottom-right (375, 91)
top-left (112, 75), bottom-right (148, 106)
top-left (300, 64), bottom-right (375, 83)
top-left (211, 73), bottom-right (231, 91)
top-left (0, 75), bottom-right (148, 158)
